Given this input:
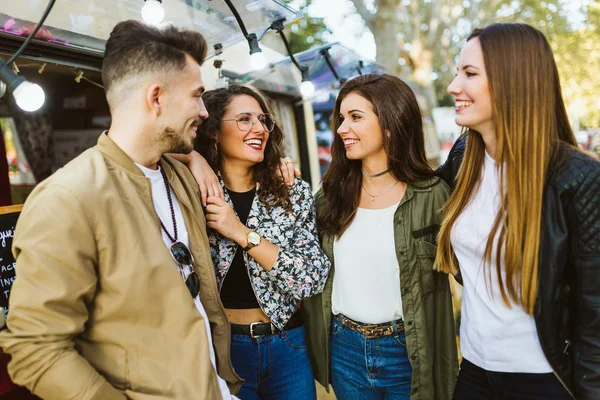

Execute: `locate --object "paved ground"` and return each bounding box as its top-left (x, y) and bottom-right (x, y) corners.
top-left (317, 383), bottom-right (335, 399)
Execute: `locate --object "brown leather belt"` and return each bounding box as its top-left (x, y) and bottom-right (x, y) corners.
top-left (337, 314), bottom-right (404, 339)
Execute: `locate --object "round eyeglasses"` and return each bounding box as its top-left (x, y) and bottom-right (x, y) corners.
top-left (222, 112), bottom-right (275, 133)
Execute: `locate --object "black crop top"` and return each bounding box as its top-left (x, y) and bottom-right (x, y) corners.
top-left (219, 187), bottom-right (260, 309)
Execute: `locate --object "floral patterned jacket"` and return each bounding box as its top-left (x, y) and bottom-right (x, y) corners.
top-left (209, 178), bottom-right (331, 330)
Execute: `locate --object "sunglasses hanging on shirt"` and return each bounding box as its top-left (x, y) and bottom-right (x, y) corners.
top-left (158, 166), bottom-right (200, 299)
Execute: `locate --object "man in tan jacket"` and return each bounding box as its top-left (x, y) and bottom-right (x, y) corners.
top-left (0, 20), bottom-right (242, 399)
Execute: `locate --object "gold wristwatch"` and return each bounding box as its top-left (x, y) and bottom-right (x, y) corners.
top-left (244, 231), bottom-right (261, 251)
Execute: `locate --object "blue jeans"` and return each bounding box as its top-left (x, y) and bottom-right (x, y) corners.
top-left (453, 358), bottom-right (571, 400)
top-left (330, 314), bottom-right (413, 400)
top-left (230, 326), bottom-right (316, 400)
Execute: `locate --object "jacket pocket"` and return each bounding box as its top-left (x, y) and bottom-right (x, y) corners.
top-left (417, 240), bottom-right (438, 295)
top-left (84, 342), bottom-right (130, 390)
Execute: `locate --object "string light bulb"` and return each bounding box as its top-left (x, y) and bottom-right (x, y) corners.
top-left (247, 33), bottom-right (267, 71)
top-left (300, 68), bottom-right (314, 97)
top-left (142, 0), bottom-right (164, 25)
top-left (13, 81), bottom-right (45, 112)
top-left (0, 65), bottom-right (45, 112)
top-left (250, 52), bottom-right (267, 71)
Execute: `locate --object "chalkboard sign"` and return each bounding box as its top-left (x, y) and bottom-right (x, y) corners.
top-left (0, 205), bottom-right (22, 324)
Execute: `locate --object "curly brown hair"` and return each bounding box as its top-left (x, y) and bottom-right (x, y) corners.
top-left (195, 84), bottom-right (291, 210)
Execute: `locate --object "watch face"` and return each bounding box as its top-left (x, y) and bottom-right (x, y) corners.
top-left (248, 231), bottom-right (261, 245)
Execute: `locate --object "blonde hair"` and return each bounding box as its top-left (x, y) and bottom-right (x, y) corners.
top-left (435, 23), bottom-right (577, 314)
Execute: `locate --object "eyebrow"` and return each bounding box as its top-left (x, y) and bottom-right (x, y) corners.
top-left (460, 64), bottom-right (480, 71)
top-left (344, 109), bottom-right (366, 114)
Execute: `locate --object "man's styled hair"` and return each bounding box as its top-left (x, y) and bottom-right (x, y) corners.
top-left (102, 20), bottom-right (208, 107)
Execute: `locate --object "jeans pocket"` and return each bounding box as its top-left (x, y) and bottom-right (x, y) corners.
top-left (394, 331), bottom-right (408, 347)
top-left (330, 318), bottom-right (342, 337)
top-left (282, 326), bottom-right (309, 350)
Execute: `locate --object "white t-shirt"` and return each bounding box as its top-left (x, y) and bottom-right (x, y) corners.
top-left (137, 163), bottom-right (234, 399)
top-left (450, 152), bottom-right (552, 373)
top-left (332, 202), bottom-right (403, 324)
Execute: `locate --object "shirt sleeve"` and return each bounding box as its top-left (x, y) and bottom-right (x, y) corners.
top-left (0, 184), bottom-right (126, 400)
top-left (572, 159), bottom-right (600, 399)
top-left (265, 181), bottom-right (331, 300)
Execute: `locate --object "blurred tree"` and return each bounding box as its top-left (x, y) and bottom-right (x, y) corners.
top-left (348, 0), bottom-right (572, 111)
top-left (282, 0), bottom-right (332, 53)
top-left (551, 1), bottom-right (600, 128)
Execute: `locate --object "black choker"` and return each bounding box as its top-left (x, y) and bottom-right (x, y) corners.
top-left (362, 169), bottom-right (390, 183)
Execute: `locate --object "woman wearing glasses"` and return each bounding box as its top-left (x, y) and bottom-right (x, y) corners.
top-left (193, 84), bottom-right (331, 400)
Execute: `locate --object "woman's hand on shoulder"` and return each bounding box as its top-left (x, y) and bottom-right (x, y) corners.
top-left (277, 157), bottom-right (301, 186)
top-left (186, 151), bottom-right (224, 206)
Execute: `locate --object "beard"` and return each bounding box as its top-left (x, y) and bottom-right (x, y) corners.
top-left (158, 125), bottom-right (193, 154)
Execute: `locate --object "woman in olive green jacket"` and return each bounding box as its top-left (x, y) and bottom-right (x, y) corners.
top-left (302, 74), bottom-right (458, 400)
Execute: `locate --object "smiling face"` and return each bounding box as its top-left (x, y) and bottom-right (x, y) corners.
top-left (447, 37), bottom-right (494, 136)
top-left (156, 54), bottom-right (208, 154)
top-left (217, 94), bottom-right (270, 168)
top-left (337, 92), bottom-right (386, 162)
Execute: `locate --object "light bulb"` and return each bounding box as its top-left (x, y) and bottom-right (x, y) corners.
top-left (13, 81), bottom-right (45, 112)
top-left (142, 0), bottom-right (164, 25)
top-left (300, 80), bottom-right (315, 97)
top-left (249, 52), bottom-right (267, 71)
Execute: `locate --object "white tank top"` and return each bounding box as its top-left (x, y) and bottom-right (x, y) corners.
top-left (332, 202), bottom-right (403, 324)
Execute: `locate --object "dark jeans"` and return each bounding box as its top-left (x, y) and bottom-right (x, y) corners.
top-left (453, 358), bottom-right (571, 400)
top-left (330, 314), bottom-right (412, 400)
top-left (230, 325), bottom-right (316, 400)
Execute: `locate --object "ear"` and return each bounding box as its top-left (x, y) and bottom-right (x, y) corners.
top-left (145, 83), bottom-right (162, 117)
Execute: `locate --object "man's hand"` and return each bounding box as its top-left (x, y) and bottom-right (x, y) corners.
top-left (205, 196), bottom-right (247, 245)
top-left (277, 157), bottom-right (301, 186)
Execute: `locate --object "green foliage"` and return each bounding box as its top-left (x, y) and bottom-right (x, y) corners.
top-left (552, 1), bottom-right (600, 128)
top-left (283, 0), bottom-right (332, 53)
top-left (282, 0), bottom-right (599, 125)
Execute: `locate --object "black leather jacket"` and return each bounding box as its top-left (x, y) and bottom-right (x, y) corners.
top-left (437, 134), bottom-right (600, 399)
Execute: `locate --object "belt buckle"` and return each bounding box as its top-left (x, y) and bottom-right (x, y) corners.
top-left (249, 322), bottom-right (274, 338)
top-left (249, 322), bottom-right (261, 339)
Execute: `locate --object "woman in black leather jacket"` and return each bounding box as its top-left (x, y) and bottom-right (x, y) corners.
top-left (435, 23), bottom-right (600, 400)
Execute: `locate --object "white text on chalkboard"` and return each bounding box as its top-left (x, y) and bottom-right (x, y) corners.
top-left (0, 227), bottom-right (15, 248)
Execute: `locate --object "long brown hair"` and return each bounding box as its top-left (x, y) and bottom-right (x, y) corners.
top-left (195, 84), bottom-right (290, 210)
top-left (318, 73), bottom-right (434, 237)
top-left (435, 23), bottom-right (577, 314)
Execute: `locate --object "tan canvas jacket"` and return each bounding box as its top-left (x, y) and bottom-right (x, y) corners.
top-left (0, 133), bottom-right (242, 400)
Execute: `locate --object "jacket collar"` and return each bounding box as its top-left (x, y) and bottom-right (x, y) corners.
top-left (97, 131), bottom-right (147, 177)
top-left (398, 176), bottom-right (440, 208)
top-left (98, 131), bottom-right (194, 213)
top-left (320, 175), bottom-right (441, 256)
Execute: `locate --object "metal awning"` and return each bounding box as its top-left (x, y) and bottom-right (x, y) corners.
top-left (0, 0), bottom-right (301, 61)
top-left (228, 42), bottom-right (386, 97)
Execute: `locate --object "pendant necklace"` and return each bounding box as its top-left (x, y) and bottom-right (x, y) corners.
top-left (362, 168), bottom-right (390, 183)
top-left (362, 180), bottom-right (399, 201)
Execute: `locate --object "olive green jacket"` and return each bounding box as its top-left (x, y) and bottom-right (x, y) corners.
top-left (302, 177), bottom-right (459, 400)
